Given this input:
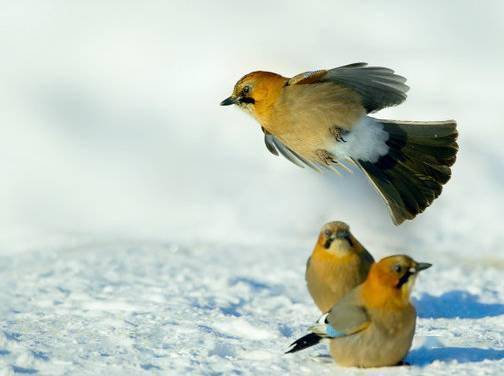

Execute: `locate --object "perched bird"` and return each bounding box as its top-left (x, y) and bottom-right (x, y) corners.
top-left (306, 221), bottom-right (374, 313)
top-left (221, 63), bottom-right (458, 225)
top-left (286, 255), bottom-right (432, 368)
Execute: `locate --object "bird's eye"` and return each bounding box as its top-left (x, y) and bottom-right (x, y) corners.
top-left (393, 264), bottom-right (402, 273)
top-left (242, 85), bottom-right (250, 95)
top-left (324, 229), bottom-right (332, 237)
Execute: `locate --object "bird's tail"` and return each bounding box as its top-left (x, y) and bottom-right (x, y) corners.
top-left (285, 333), bottom-right (322, 354)
top-left (354, 119), bottom-right (458, 225)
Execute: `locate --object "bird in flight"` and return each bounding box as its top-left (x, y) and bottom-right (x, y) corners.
top-left (221, 63), bottom-right (458, 225)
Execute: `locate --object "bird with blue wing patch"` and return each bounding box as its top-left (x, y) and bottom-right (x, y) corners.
top-left (286, 295), bottom-right (370, 354)
top-left (287, 255), bottom-right (432, 368)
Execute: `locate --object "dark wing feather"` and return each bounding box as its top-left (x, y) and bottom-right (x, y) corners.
top-left (320, 62), bottom-right (409, 113)
top-left (263, 130), bottom-right (279, 156)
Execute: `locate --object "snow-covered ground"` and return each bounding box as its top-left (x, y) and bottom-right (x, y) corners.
top-left (1, 243), bottom-right (503, 375)
top-left (1, 1), bottom-right (504, 374)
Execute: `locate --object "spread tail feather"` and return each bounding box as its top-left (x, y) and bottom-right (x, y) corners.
top-left (285, 333), bottom-right (322, 354)
top-left (355, 119), bottom-right (458, 225)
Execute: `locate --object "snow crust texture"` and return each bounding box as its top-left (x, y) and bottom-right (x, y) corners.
top-left (1, 243), bottom-right (503, 375)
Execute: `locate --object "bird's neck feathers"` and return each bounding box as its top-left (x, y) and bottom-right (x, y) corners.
top-left (313, 236), bottom-right (359, 261)
top-left (248, 74), bottom-right (287, 125)
top-left (313, 246), bottom-right (356, 265)
top-left (314, 234), bottom-right (366, 259)
top-left (361, 269), bottom-right (413, 310)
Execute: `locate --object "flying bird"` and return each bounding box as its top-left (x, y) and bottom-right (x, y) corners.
top-left (221, 63), bottom-right (458, 224)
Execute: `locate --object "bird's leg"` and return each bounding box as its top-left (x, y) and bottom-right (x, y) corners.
top-left (315, 149), bottom-right (353, 175)
top-left (330, 126), bottom-right (348, 143)
top-left (315, 149), bottom-right (349, 176)
top-left (315, 150), bottom-right (340, 175)
top-left (315, 149), bottom-right (336, 165)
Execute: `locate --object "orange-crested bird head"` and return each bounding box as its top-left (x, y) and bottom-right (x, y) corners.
top-left (363, 255), bottom-right (431, 308)
top-left (220, 71), bottom-right (287, 123)
top-left (315, 221), bottom-right (360, 257)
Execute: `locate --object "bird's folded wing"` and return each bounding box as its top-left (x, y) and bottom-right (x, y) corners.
top-left (262, 128), bottom-right (321, 172)
top-left (362, 248), bottom-right (376, 265)
top-left (325, 296), bottom-right (370, 336)
top-left (288, 62), bottom-right (409, 113)
top-left (286, 293), bottom-right (369, 354)
top-left (305, 255), bottom-right (312, 279)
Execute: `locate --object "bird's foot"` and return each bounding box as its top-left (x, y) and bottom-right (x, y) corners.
top-left (330, 126), bottom-right (348, 143)
top-left (315, 149), bottom-right (337, 165)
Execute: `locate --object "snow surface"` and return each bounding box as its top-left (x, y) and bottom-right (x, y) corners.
top-left (1, 0), bottom-right (504, 375)
top-left (1, 243), bottom-right (503, 375)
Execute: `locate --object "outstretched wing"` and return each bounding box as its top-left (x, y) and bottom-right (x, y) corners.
top-left (288, 62), bottom-right (409, 113)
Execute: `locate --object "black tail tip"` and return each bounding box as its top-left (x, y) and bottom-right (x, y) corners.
top-left (285, 333), bottom-right (322, 354)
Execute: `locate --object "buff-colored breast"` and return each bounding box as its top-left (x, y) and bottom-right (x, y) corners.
top-left (306, 250), bottom-right (370, 313)
top-left (265, 83), bottom-right (364, 160)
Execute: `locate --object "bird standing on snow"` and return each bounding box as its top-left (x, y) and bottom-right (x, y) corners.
top-left (306, 221), bottom-right (374, 313)
top-left (286, 255), bottom-right (431, 368)
top-left (221, 63), bottom-right (458, 225)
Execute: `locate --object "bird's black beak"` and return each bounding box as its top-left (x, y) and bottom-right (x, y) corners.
top-left (220, 96), bottom-right (236, 106)
top-left (415, 262), bottom-right (432, 272)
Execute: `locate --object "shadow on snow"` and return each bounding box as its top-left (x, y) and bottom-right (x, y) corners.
top-left (408, 346), bottom-right (504, 366)
top-left (413, 290), bottom-right (504, 319)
